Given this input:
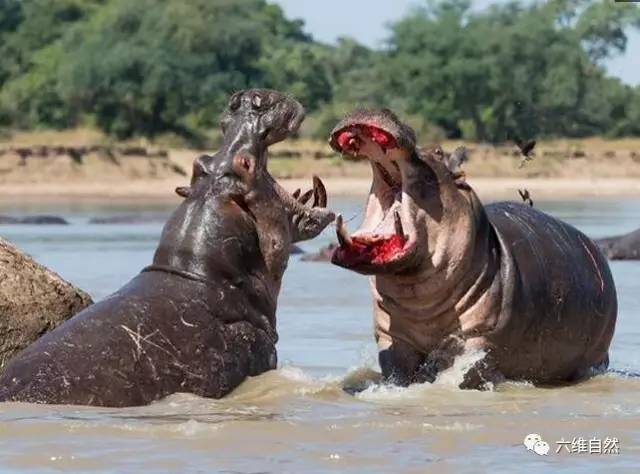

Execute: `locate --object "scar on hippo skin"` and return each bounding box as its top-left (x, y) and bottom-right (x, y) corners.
top-left (328, 107), bottom-right (616, 390)
top-left (0, 89), bottom-right (334, 407)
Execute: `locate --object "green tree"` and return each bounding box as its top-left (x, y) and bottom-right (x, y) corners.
top-left (382, 0), bottom-right (640, 142)
top-left (0, 0), bottom-right (105, 127)
top-left (0, 0), bottom-right (639, 141)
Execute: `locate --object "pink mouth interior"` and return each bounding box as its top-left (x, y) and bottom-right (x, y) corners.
top-left (332, 122), bottom-right (406, 267)
top-left (332, 234), bottom-right (407, 267)
top-left (334, 124), bottom-right (398, 155)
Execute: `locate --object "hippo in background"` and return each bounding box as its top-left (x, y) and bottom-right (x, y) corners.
top-left (0, 89), bottom-right (334, 407)
top-left (328, 108), bottom-right (617, 388)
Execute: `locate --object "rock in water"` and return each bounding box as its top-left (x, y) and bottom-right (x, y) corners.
top-left (0, 237), bottom-right (93, 368)
top-left (595, 228), bottom-right (640, 260)
top-left (0, 215), bottom-right (69, 225)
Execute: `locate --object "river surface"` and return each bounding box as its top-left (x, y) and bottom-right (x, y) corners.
top-left (0, 196), bottom-right (638, 473)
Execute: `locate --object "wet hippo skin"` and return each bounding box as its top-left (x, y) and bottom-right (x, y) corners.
top-left (0, 90), bottom-right (334, 407)
top-left (329, 108), bottom-right (617, 388)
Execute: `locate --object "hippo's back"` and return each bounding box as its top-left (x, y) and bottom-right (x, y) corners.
top-left (0, 271), bottom-right (275, 406)
top-left (483, 201), bottom-right (616, 382)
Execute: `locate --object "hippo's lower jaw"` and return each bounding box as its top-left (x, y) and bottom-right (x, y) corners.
top-left (331, 213), bottom-right (421, 274)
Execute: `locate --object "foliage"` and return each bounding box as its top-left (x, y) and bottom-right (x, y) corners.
top-left (0, 0), bottom-right (638, 142)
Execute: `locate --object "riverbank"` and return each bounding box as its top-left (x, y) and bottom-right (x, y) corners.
top-left (1, 131), bottom-right (640, 201)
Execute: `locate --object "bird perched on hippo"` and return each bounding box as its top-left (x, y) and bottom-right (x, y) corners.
top-left (0, 89), bottom-right (334, 407)
top-left (328, 108), bottom-right (617, 389)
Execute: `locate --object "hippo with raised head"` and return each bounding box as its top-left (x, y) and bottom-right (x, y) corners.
top-left (328, 108), bottom-right (617, 388)
top-left (0, 90), bottom-right (334, 407)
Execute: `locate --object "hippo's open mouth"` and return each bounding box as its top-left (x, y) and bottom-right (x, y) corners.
top-left (329, 123), bottom-right (420, 273)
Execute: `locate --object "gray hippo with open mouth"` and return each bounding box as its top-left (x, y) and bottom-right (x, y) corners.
top-left (329, 108), bottom-right (617, 388)
top-left (0, 89), bottom-right (334, 407)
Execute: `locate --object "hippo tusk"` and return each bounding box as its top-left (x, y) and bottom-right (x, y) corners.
top-left (336, 214), bottom-right (353, 247)
top-left (312, 175), bottom-right (327, 208)
top-left (267, 173), bottom-right (335, 242)
top-left (394, 210), bottom-right (405, 238)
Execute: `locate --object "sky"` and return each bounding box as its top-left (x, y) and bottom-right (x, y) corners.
top-left (272, 0), bottom-right (640, 86)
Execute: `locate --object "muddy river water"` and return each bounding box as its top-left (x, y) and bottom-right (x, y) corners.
top-left (0, 197), bottom-right (638, 472)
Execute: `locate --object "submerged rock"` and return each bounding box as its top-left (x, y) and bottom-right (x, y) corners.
top-left (290, 244), bottom-right (305, 255)
top-left (88, 215), bottom-right (168, 224)
top-left (0, 237), bottom-right (92, 369)
top-left (595, 228), bottom-right (640, 260)
top-left (0, 215), bottom-right (69, 225)
top-left (300, 243), bottom-right (337, 262)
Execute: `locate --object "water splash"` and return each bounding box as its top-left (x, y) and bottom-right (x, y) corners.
top-left (434, 347), bottom-right (488, 388)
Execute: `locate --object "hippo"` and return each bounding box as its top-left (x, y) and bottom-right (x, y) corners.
top-left (328, 108), bottom-right (617, 388)
top-left (0, 89), bottom-right (334, 407)
top-left (595, 228), bottom-right (640, 260)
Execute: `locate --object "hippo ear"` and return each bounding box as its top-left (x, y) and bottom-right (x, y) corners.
top-left (445, 147), bottom-right (467, 173)
top-left (232, 153), bottom-right (256, 183)
top-left (175, 186), bottom-right (192, 198)
top-left (444, 147), bottom-right (469, 188)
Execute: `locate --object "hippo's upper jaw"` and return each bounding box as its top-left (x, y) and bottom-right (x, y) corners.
top-left (328, 109), bottom-right (430, 274)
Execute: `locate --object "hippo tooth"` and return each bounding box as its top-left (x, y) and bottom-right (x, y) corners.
top-left (394, 210), bottom-right (404, 237)
top-left (312, 175), bottom-right (327, 208)
top-left (299, 189), bottom-right (313, 205)
top-left (336, 214), bottom-right (353, 247)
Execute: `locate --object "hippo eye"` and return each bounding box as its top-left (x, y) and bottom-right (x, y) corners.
top-left (252, 94), bottom-right (263, 109)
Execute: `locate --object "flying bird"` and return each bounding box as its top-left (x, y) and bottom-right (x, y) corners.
top-left (515, 137), bottom-right (536, 168)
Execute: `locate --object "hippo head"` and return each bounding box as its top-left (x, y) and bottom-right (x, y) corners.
top-left (179, 89), bottom-right (334, 243)
top-left (156, 90), bottom-right (334, 305)
top-left (328, 108), bottom-right (471, 275)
